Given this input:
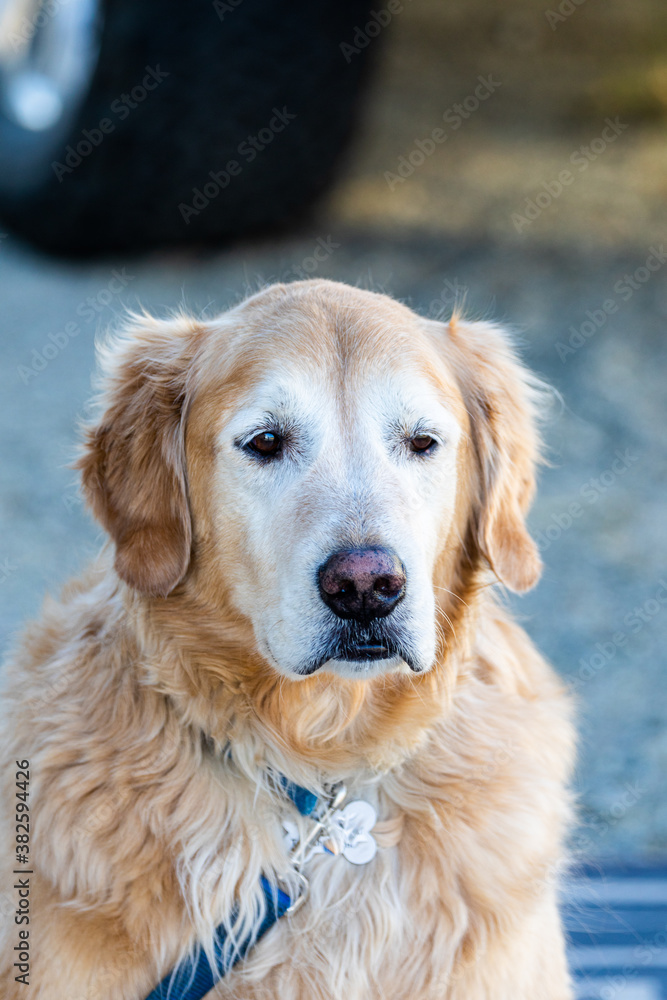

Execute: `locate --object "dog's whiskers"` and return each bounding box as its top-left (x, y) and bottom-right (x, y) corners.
top-left (432, 583), bottom-right (471, 610)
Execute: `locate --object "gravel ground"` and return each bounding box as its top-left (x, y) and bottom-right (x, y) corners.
top-left (1, 0), bottom-right (665, 861)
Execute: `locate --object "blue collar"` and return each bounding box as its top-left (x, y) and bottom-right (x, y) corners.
top-left (144, 779), bottom-right (319, 1000)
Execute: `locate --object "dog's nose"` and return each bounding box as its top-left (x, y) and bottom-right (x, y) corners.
top-left (318, 547), bottom-right (406, 622)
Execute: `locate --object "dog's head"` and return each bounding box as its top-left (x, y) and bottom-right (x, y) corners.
top-left (79, 281), bottom-right (544, 682)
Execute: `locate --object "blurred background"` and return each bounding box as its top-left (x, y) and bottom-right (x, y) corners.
top-left (0, 1), bottom-right (666, 995)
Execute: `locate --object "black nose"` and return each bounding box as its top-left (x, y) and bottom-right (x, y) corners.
top-left (318, 547), bottom-right (406, 622)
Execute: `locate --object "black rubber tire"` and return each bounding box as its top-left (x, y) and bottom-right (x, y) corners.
top-left (0, 0), bottom-right (377, 255)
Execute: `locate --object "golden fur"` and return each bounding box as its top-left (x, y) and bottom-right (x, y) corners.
top-left (0, 280), bottom-right (575, 999)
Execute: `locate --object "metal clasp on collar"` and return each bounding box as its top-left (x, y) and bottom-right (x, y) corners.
top-left (281, 782), bottom-right (347, 914)
top-left (284, 870), bottom-right (310, 915)
top-left (289, 782), bottom-right (347, 868)
top-left (282, 781), bottom-right (379, 913)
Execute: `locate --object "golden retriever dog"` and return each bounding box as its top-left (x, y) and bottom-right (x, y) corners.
top-left (0, 279), bottom-right (575, 999)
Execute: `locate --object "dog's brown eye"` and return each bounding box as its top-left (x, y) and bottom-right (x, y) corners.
top-left (247, 432), bottom-right (282, 457)
top-left (410, 435), bottom-right (436, 453)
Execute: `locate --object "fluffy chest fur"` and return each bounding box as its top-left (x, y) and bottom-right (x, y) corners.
top-left (0, 568), bottom-right (573, 1000)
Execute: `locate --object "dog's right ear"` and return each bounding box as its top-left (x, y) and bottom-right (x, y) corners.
top-left (77, 314), bottom-right (202, 598)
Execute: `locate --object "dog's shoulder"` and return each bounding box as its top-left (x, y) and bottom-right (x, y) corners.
top-left (471, 593), bottom-right (572, 703)
top-left (1, 554), bottom-right (127, 717)
top-left (386, 593), bottom-right (575, 835)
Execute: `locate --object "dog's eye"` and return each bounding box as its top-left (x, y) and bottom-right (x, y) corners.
top-left (247, 432), bottom-right (282, 458)
top-left (409, 434), bottom-right (436, 454)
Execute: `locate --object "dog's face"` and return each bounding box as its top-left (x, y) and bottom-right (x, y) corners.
top-left (79, 281), bottom-right (544, 683)
top-left (206, 300), bottom-right (465, 679)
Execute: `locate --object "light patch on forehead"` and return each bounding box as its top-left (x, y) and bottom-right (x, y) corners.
top-left (218, 371), bottom-right (327, 443)
top-left (355, 371), bottom-right (463, 446)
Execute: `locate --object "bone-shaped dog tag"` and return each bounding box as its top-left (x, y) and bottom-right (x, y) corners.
top-left (343, 832), bottom-right (377, 865)
top-left (336, 800), bottom-right (378, 866)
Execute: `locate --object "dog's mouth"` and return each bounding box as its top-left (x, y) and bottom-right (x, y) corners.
top-left (300, 622), bottom-right (421, 675)
top-left (337, 642), bottom-right (393, 661)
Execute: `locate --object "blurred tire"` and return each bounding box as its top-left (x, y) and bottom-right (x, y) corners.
top-left (0, 0), bottom-right (376, 255)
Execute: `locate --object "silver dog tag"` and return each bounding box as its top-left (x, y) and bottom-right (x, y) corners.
top-left (285, 798), bottom-right (378, 867)
top-left (335, 800), bottom-right (378, 866)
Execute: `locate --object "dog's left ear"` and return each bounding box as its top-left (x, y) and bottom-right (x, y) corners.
top-left (77, 314), bottom-right (201, 597)
top-left (446, 317), bottom-right (546, 593)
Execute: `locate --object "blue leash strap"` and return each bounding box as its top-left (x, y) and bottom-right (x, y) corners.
top-left (144, 780), bottom-right (317, 1000)
top-left (280, 777), bottom-right (318, 818)
top-left (144, 877), bottom-right (292, 1000)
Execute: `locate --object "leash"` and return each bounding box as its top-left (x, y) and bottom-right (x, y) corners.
top-left (144, 778), bottom-right (378, 999)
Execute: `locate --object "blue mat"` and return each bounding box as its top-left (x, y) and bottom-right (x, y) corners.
top-left (563, 867), bottom-right (667, 999)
